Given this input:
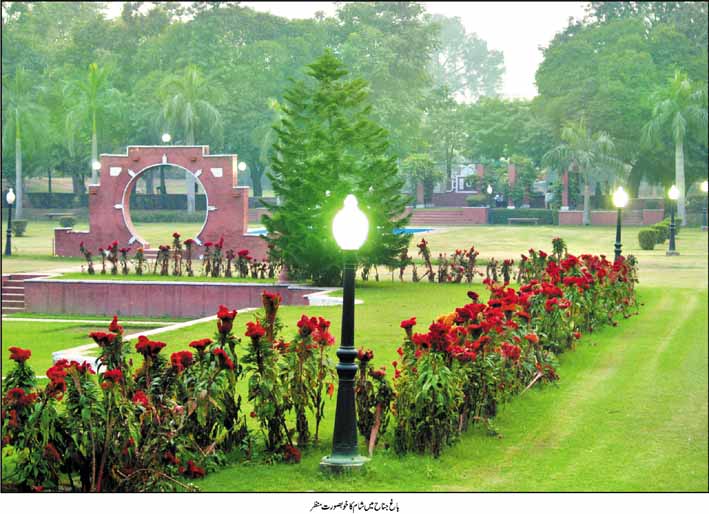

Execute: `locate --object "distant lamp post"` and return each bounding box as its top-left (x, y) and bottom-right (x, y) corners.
top-left (321, 194), bottom-right (369, 473)
top-left (91, 160), bottom-right (101, 172)
top-left (161, 133), bottom-right (172, 144)
top-left (5, 188), bottom-right (16, 256)
top-left (237, 161), bottom-right (247, 172)
top-left (486, 184), bottom-right (493, 208)
top-left (612, 186), bottom-right (629, 261)
top-left (701, 180), bottom-right (708, 231)
top-left (667, 184), bottom-right (680, 256)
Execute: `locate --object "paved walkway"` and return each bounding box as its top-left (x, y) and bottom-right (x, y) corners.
top-left (2, 318), bottom-right (173, 325)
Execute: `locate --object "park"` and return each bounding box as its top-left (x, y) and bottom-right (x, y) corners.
top-left (1, 1), bottom-right (707, 497)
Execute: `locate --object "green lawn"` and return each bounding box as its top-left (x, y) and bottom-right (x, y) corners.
top-left (3, 281), bottom-right (705, 491)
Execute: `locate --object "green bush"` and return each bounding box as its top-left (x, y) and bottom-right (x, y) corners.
top-left (129, 210), bottom-right (206, 223)
top-left (58, 215), bottom-right (76, 228)
top-left (488, 208), bottom-right (558, 225)
top-left (638, 229), bottom-right (657, 250)
top-left (643, 199), bottom-right (662, 209)
top-left (11, 219), bottom-right (28, 236)
top-left (652, 223), bottom-right (669, 243)
top-left (465, 193), bottom-right (489, 207)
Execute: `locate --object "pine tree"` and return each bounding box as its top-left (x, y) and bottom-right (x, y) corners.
top-left (263, 50), bottom-right (411, 285)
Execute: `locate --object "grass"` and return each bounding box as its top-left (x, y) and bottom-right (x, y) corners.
top-left (4, 281), bottom-right (704, 491)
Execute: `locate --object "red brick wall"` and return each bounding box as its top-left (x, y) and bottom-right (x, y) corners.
top-left (24, 279), bottom-right (329, 318)
top-left (431, 192), bottom-right (470, 207)
top-left (590, 211), bottom-right (617, 225)
top-left (558, 210), bottom-right (584, 225)
top-left (642, 209), bottom-right (664, 225)
top-left (54, 146), bottom-right (268, 259)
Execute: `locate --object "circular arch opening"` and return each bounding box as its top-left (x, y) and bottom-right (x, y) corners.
top-left (122, 163), bottom-right (208, 247)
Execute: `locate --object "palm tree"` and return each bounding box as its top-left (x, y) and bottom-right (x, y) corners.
top-left (642, 71), bottom-right (708, 226)
top-left (2, 67), bottom-right (49, 219)
top-left (64, 63), bottom-right (120, 184)
top-left (160, 65), bottom-right (223, 213)
top-left (543, 117), bottom-right (622, 225)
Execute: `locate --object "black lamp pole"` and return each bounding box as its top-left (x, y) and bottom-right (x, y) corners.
top-left (667, 200), bottom-right (678, 255)
top-left (5, 192), bottom-right (13, 257)
top-left (321, 251), bottom-right (367, 472)
top-left (614, 207), bottom-right (622, 261)
top-left (703, 194), bottom-right (707, 230)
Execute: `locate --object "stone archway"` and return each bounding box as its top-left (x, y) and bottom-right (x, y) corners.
top-left (54, 145), bottom-right (268, 259)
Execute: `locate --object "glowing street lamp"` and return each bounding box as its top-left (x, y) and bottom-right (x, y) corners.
top-left (701, 180), bottom-right (708, 231)
top-left (667, 185), bottom-right (680, 256)
top-left (161, 133), bottom-right (172, 144)
top-left (91, 160), bottom-right (101, 171)
top-left (321, 194), bottom-right (369, 473)
top-left (5, 188), bottom-right (16, 256)
top-left (237, 161), bottom-right (247, 172)
top-left (612, 186), bottom-right (629, 261)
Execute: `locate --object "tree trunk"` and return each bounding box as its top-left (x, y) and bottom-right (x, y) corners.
top-left (675, 138), bottom-right (687, 226)
top-left (185, 129), bottom-right (195, 213)
top-left (249, 165), bottom-right (263, 197)
top-left (48, 168), bottom-right (52, 194)
top-left (145, 172), bottom-right (154, 195)
top-left (15, 133), bottom-right (23, 219)
top-left (582, 176), bottom-right (591, 226)
top-left (72, 174), bottom-right (86, 194)
top-left (90, 112), bottom-right (98, 184)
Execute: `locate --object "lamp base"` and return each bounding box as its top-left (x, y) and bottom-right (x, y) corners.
top-left (666, 250), bottom-right (680, 256)
top-left (320, 454), bottom-right (369, 474)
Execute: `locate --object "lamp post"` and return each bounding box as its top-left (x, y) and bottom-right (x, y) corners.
top-left (667, 185), bottom-right (680, 256)
top-left (612, 186), bottom-right (628, 261)
top-left (701, 180), bottom-right (708, 231)
top-left (321, 194), bottom-right (369, 473)
top-left (5, 188), bottom-right (16, 256)
top-left (162, 133), bottom-right (172, 144)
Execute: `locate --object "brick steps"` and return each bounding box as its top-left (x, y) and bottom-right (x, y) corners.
top-left (2, 274), bottom-right (50, 314)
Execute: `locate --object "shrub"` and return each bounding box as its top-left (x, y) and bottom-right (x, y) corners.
top-left (11, 219), bottom-right (28, 236)
top-left (129, 210), bottom-right (205, 223)
top-left (643, 199), bottom-right (662, 209)
top-left (465, 193), bottom-right (489, 207)
top-left (652, 223), bottom-right (668, 243)
top-left (488, 208), bottom-right (558, 225)
top-left (58, 215), bottom-right (76, 228)
top-left (638, 229), bottom-right (657, 250)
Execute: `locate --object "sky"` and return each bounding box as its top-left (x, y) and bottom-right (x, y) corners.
top-left (106, 1), bottom-right (588, 99)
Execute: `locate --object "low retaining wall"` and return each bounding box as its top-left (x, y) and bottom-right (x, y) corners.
top-left (642, 209), bottom-right (664, 225)
top-left (24, 278), bottom-right (334, 318)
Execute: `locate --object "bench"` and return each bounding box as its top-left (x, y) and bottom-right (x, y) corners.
top-left (508, 217), bottom-right (540, 225)
top-left (45, 212), bottom-right (71, 220)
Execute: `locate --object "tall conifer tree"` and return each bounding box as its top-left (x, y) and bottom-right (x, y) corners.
top-left (263, 50), bottom-right (410, 285)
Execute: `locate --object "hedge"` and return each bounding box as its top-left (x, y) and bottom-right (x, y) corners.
top-left (129, 210), bottom-right (206, 223)
top-left (488, 208), bottom-right (558, 225)
top-left (58, 215), bottom-right (76, 228)
top-left (128, 194), bottom-right (207, 210)
top-left (27, 193), bottom-right (88, 209)
top-left (465, 193), bottom-right (488, 207)
top-left (638, 229), bottom-right (657, 250)
top-left (11, 219), bottom-right (28, 236)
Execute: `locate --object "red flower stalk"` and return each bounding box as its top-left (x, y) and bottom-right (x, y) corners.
top-left (108, 315), bottom-right (124, 334)
top-left (43, 443), bottom-right (61, 462)
top-left (357, 348), bottom-right (374, 362)
top-left (189, 338), bottom-right (211, 353)
top-left (262, 290), bottom-right (282, 318)
top-left (500, 342), bottom-right (521, 361)
top-left (400, 317), bottom-right (416, 338)
top-left (172, 232), bottom-right (181, 239)
top-left (216, 305), bottom-right (237, 335)
top-left (8, 346), bottom-right (31, 364)
top-left (297, 314), bottom-right (318, 337)
top-left (283, 444), bottom-right (301, 464)
top-left (212, 348), bottom-right (234, 370)
top-left (524, 333), bottom-right (540, 345)
top-left (170, 351), bottom-right (194, 372)
top-left (89, 331), bottom-right (117, 348)
top-left (103, 368), bottom-right (124, 384)
top-left (132, 390), bottom-right (150, 407)
top-left (370, 367), bottom-right (386, 379)
top-left (245, 321), bottom-right (266, 340)
top-left (135, 335), bottom-right (166, 358)
top-left (327, 382), bottom-right (335, 397)
top-left (181, 460), bottom-right (206, 478)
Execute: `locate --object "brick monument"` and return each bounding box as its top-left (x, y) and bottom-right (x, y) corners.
top-left (54, 145), bottom-right (268, 259)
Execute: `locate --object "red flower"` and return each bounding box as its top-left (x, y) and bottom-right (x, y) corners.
top-left (135, 336), bottom-right (166, 358)
top-left (132, 390), bottom-right (150, 407)
top-left (394, 368), bottom-right (401, 379)
top-left (327, 382), bottom-right (335, 398)
top-left (31, 486), bottom-right (44, 493)
top-left (283, 445), bottom-right (301, 464)
top-left (237, 249), bottom-right (250, 257)
top-left (189, 338), bottom-right (211, 352)
top-left (396, 346), bottom-right (404, 357)
top-left (467, 291), bottom-right (480, 302)
top-left (184, 238), bottom-right (195, 246)
top-left (182, 460), bottom-right (206, 478)
top-left (172, 232), bottom-right (181, 239)
top-left (357, 348), bottom-right (374, 362)
top-left (103, 368), bottom-right (124, 384)
top-left (108, 315), bottom-right (124, 334)
top-left (573, 331), bottom-right (581, 340)
top-left (212, 348), bottom-right (234, 370)
top-left (297, 315), bottom-right (318, 337)
top-left (262, 291), bottom-right (282, 315)
top-left (524, 333), bottom-right (539, 344)
top-left (170, 351), bottom-right (194, 372)
top-left (245, 321), bottom-right (266, 340)
top-left (216, 305), bottom-right (237, 335)
top-left (163, 451), bottom-right (180, 466)
top-left (89, 331), bottom-right (117, 347)
top-left (8, 346), bottom-right (31, 364)
top-left (400, 317), bottom-right (417, 329)
top-left (500, 342), bottom-right (521, 361)
top-left (370, 368), bottom-right (386, 379)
